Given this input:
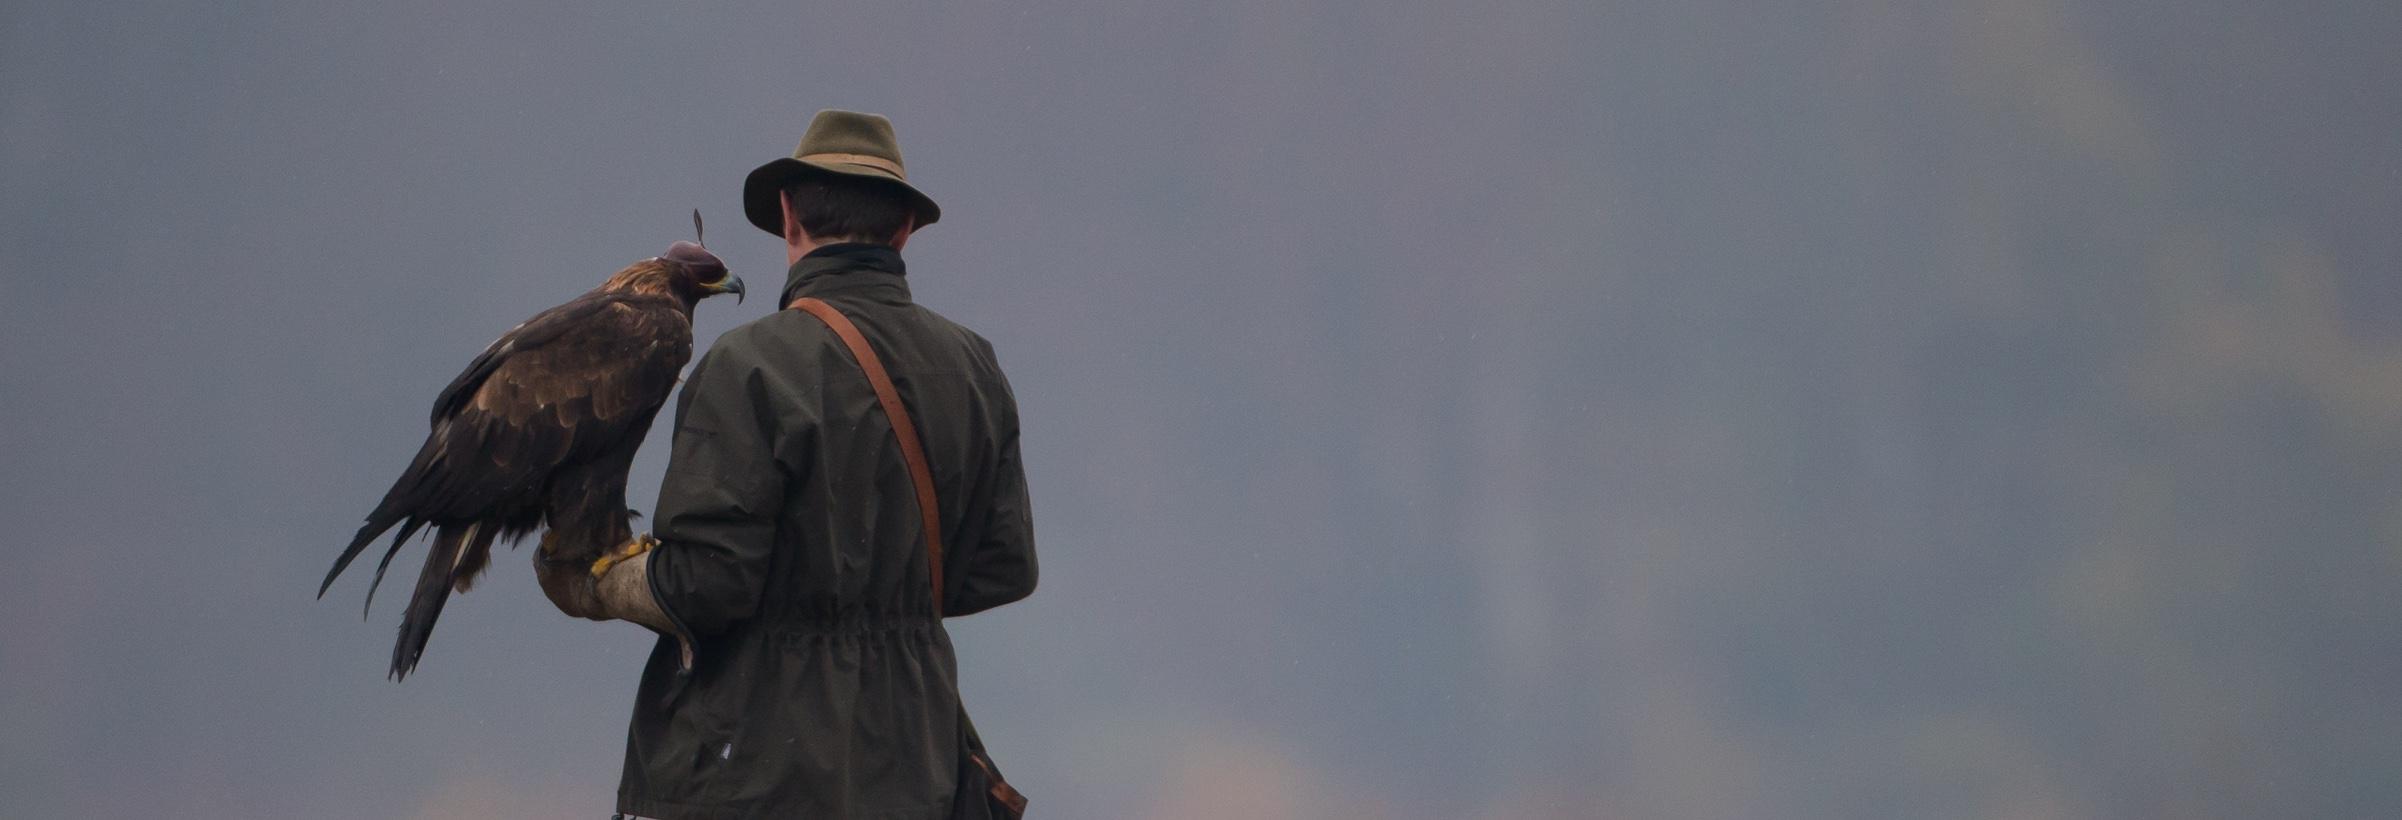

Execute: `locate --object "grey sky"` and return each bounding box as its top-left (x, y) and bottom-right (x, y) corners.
top-left (4, 1), bottom-right (2399, 817)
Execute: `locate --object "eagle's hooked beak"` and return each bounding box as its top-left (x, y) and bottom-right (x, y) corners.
top-left (709, 275), bottom-right (748, 304)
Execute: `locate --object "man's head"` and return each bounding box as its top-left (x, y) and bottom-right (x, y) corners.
top-left (778, 173), bottom-right (918, 257)
top-left (742, 110), bottom-right (941, 261)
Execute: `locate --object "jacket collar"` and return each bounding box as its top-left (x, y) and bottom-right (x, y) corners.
top-left (780, 243), bottom-right (910, 306)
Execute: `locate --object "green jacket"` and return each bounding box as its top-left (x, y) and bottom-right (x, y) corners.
top-left (617, 244), bottom-right (1038, 820)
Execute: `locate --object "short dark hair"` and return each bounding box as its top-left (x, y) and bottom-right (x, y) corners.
top-left (781, 174), bottom-right (917, 244)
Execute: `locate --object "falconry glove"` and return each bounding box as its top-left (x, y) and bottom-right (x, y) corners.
top-left (592, 534), bottom-right (677, 637)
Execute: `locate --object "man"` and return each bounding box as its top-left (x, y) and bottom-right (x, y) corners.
top-left (587, 110), bottom-right (1039, 819)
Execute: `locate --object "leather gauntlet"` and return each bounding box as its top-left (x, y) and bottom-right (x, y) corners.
top-left (594, 548), bottom-right (676, 636)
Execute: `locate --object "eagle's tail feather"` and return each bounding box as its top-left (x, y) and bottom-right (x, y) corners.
top-left (389, 522), bottom-right (480, 681)
top-left (360, 519), bottom-right (426, 619)
top-left (451, 523), bottom-right (499, 593)
top-left (321, 508), bottom-right (407, 599)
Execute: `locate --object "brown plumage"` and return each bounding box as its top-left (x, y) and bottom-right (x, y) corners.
top-left (322, 220), bottom-right (743, 679)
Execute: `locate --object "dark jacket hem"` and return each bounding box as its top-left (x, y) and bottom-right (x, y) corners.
top-left (619, 792), bottom-right (951, 820)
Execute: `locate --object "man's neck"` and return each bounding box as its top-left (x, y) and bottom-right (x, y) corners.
top-left (786, 226), bottom-right (910, 265)
top-left (787, 235), bottom-right (908, 265)
top-left (787, 237), bottom-right (837, 266)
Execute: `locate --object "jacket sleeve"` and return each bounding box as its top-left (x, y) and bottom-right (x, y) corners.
top-left (949, 381), bottom-right (1037, 617)
top-left (645, 340), bottom-right (788, 637)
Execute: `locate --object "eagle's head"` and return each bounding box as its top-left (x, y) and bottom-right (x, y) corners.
top-left (606, 210), bottom-right (745, 306)
top-left (640, 240), bottom-right (745, 305)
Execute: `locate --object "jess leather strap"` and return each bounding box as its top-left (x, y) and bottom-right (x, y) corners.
top-left (788, 297), bottom-right (947, 617)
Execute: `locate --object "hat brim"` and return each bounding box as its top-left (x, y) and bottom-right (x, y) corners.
top-left (742, 157), bottom-right (942, 237)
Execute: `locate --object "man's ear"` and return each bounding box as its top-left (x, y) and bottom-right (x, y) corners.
top-left (779, 189), bottom-right (800, 243)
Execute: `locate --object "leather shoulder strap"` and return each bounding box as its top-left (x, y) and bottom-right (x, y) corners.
top-left (789, 296), bottom-right (946, 617)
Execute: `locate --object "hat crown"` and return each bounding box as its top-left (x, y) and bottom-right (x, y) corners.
top-left (793, 110), bottom-right (905, 178)
top-left (742, 109), bottom-right (942, 235)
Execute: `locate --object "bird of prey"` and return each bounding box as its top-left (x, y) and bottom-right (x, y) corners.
top-left (321, 211), bottom-right (744, 679)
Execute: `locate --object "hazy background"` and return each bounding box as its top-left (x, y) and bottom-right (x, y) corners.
top-left (5, 1), bottom-right (2399, 817)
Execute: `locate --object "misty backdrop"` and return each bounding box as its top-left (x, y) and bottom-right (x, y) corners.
top-left (3, 1), bottom-right (2398, 818)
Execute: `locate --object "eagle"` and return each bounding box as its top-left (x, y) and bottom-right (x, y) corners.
top-left (321, 213), bottom-right (744, 679)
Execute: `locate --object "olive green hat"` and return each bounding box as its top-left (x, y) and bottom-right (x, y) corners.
top-left (743, 110), bottom-right (941, 236)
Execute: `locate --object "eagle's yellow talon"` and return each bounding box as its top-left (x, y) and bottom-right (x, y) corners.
top-left (590, 533), bottom-right (659, 578)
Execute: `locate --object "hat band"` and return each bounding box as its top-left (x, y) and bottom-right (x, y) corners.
top-left (799, 152), bottom-right (907, 180)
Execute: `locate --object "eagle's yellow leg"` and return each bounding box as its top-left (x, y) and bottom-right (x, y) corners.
top-left (590, 532), bottom-right (659, 579)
